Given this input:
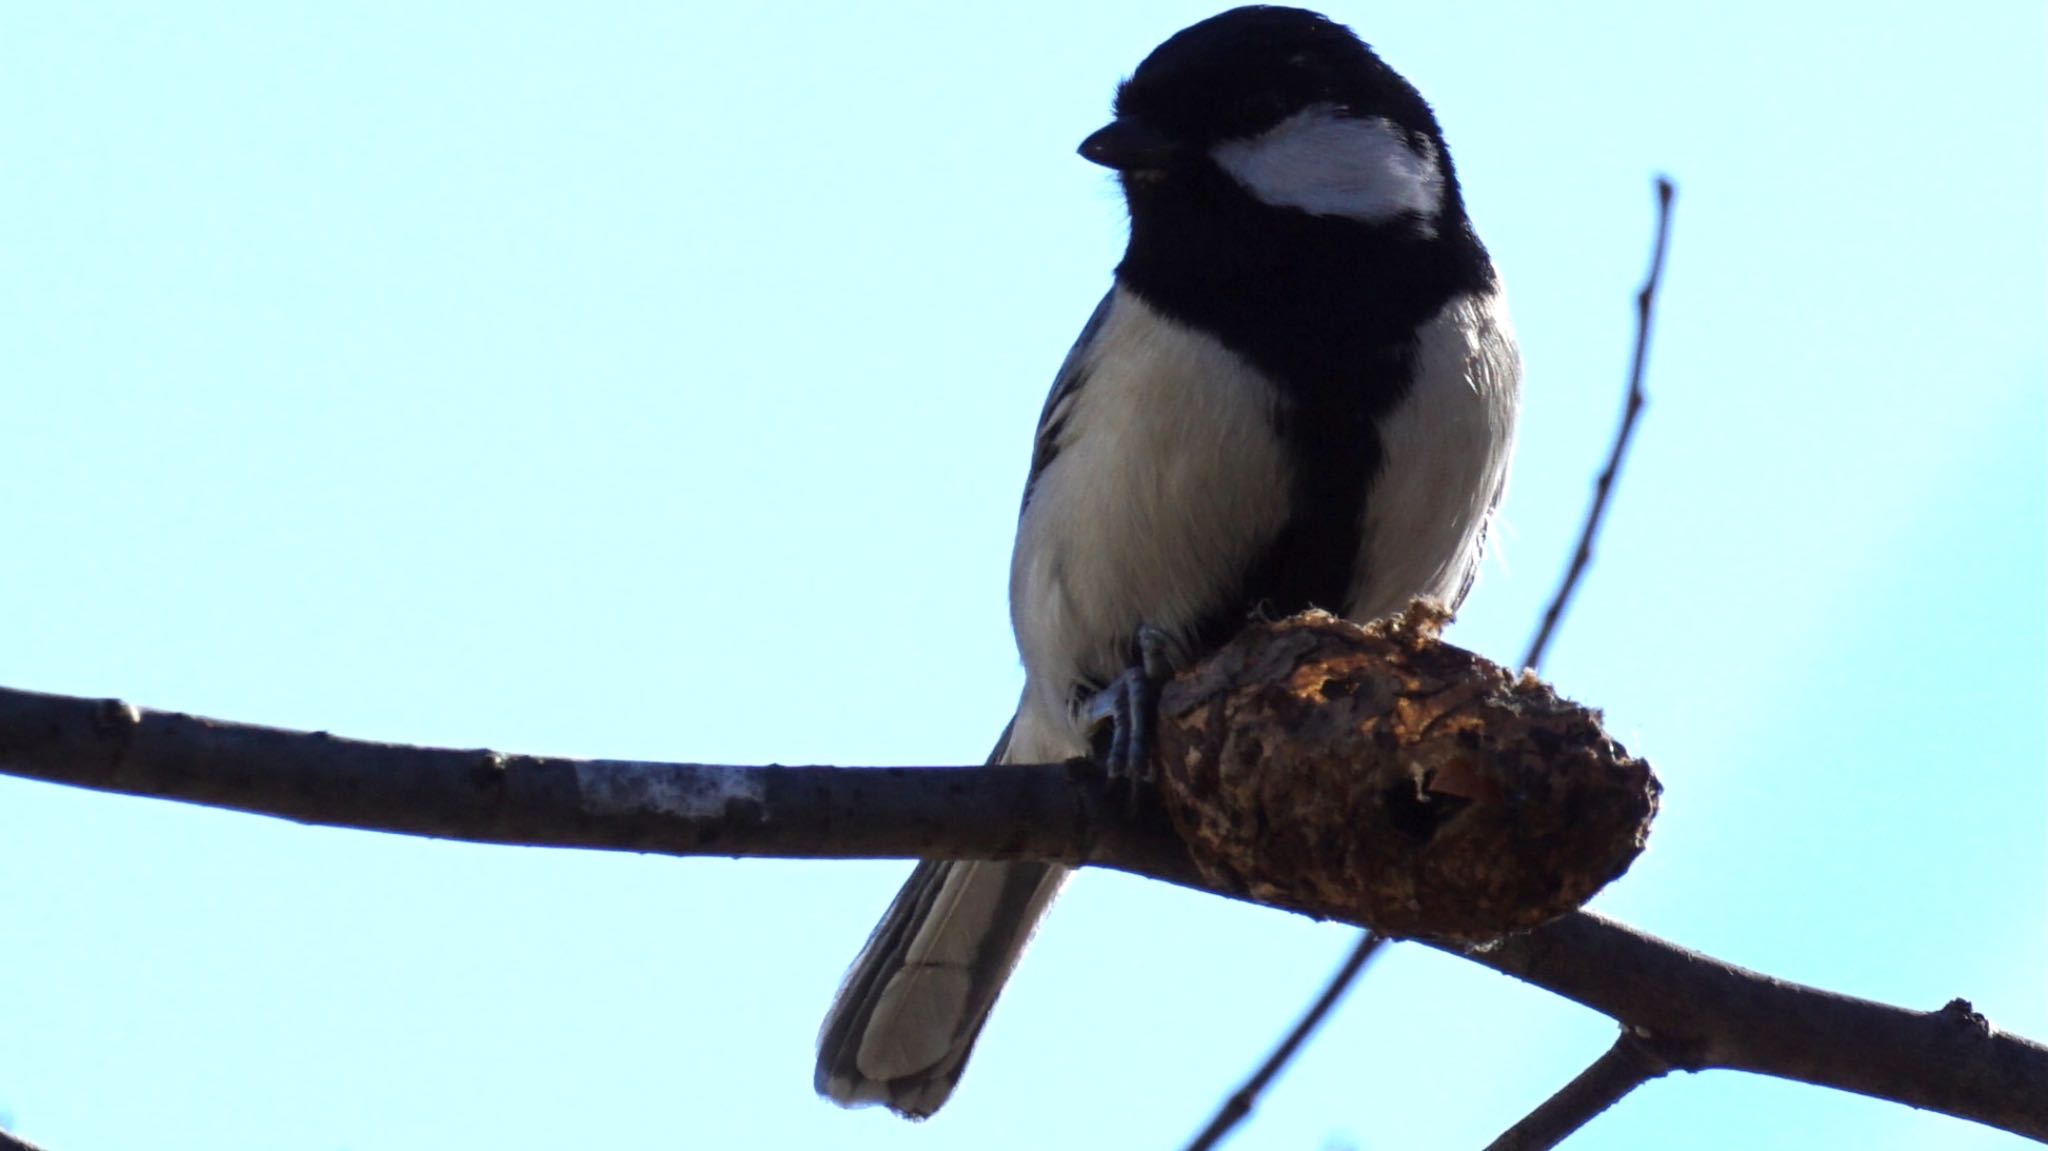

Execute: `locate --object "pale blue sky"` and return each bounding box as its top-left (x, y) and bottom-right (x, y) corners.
top-left (2, 4), bottom-right (2042, 1149)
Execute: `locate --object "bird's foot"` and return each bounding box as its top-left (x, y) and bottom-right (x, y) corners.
top-left (1084, 625), bottom-right (1178, 809)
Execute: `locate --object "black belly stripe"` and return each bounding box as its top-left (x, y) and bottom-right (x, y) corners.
top-left (1113, 167), bottom-right (1496, 656)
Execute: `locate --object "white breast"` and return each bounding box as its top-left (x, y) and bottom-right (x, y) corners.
top-left (1005, 282), bottom-right (1519, 765)
top-left (1008, 286), bottom-right (1291, 759)
top-left (1349, 284), bottom-right (1521, 620)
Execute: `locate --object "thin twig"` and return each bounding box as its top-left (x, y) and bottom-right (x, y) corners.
top-left (1481, 1030), bottom-right (1681, 1151)
top-left (1187, 176), bottom-right (1681, 1151)
top-left (1182, 934), bottom-right (1387, 1151)
top-left (1523, 176), bottom-right (1676, 670)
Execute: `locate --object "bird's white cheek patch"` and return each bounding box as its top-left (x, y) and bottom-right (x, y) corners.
top-left (1212, 107), bottom-right (1444, 228)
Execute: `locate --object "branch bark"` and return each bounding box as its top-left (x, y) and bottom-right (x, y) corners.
top-left (1446, 916), bottom-right (2048, 1140)
top-left (0, 638), bottom-right (2042, 1140)
top-left (0, 681), bottom-right (1187, 873)
top-left (0, 609), bottom-right (1656, 943)
top-left (1482, 1030), bottom-right (1679, 1151)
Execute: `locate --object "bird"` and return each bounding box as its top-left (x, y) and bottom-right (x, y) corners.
top-left (817, 5), bottom-right (1520, 1118)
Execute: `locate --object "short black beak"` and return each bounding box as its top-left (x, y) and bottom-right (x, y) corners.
top-left (1078, 118), bottom-right (1178, 172)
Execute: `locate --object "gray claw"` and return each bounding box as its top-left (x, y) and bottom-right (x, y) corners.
top-left (1084, 624), bottom-right (1179, 807)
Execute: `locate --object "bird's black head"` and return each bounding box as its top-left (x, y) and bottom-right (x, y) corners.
top-left (1078, 7), bottom-right (1496, 407)
top-left (1081, 6), bottom-right (1466, 236)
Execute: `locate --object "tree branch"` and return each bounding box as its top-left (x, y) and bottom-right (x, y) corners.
top-left (0, 609), bottom-right (1657, 943)
top-left (1, 663), bottom-right (2041, 1139)
top-left (1443, 915), bottom-right (2048, 1141)
top-left (0, 684), bottom-right (1183, 875)
top-left (1482, 1030), bottom-right (1682, 1151)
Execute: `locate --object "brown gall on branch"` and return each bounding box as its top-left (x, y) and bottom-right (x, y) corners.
top-left (1156, 604), bottom-right (1659, 943)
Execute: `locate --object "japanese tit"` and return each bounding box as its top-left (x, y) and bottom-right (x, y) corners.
top-left (819, 5), bottom-right (1519, 1118)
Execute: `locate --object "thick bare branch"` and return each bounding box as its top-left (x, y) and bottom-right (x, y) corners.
top-left (0, 685), bottom-right (1182, 873)
top-left (0, 609), bottom-right (1655, 942)
top-left (1, 626), bottom-right (2041, 1140)
top-left (1443, 914), bottom-right (2048, 1141)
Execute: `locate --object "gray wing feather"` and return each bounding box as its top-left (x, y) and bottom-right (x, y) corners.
top-left (1020, 290), bottom-right (1115, 513)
